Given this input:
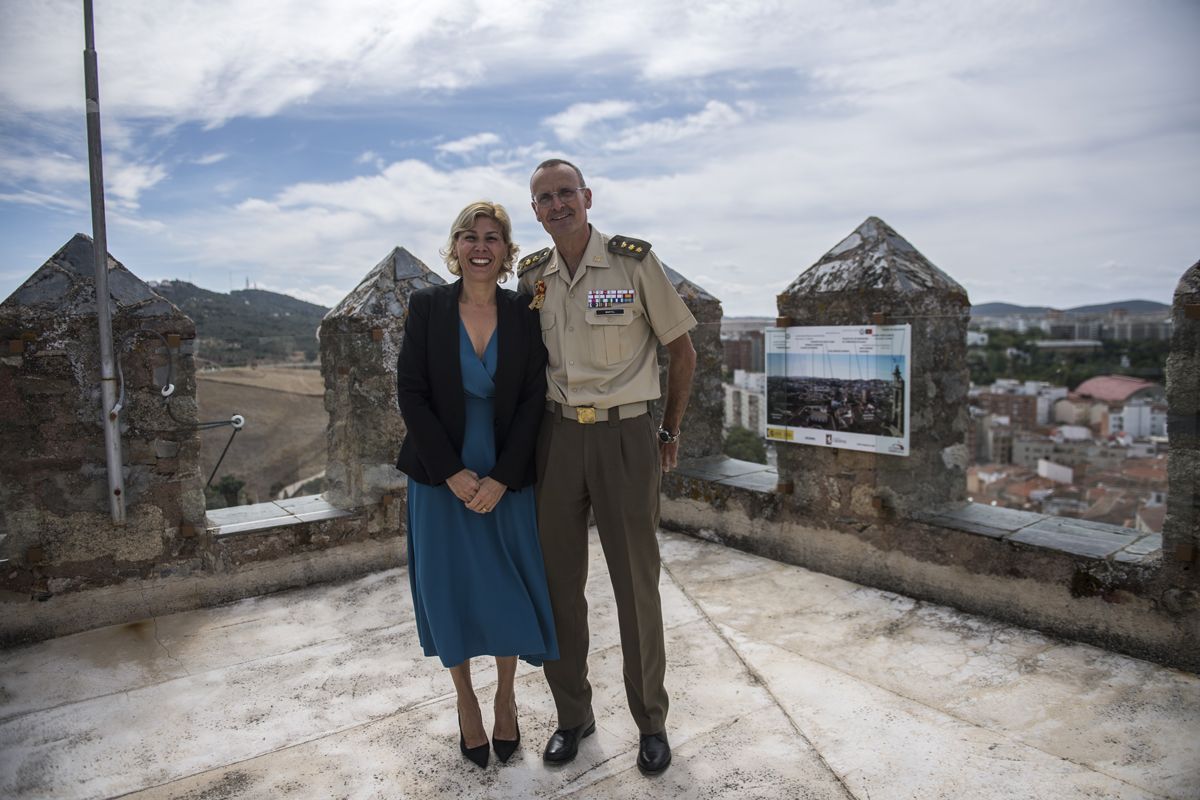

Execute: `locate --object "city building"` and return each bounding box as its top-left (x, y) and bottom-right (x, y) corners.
top-left (970, 306), bottom-right (1172, 341)
top-left (1056, 375), bottom-right (1165, 430)
top-left (973, 415), bottom-right (1014, 464)
top-left (721, 328), bottom-right (765, 373)
top-left (971, 379), bottom-right (1068, 429)
top-left (1107, 401), bottom-right (1168, 438)
top-left (1074, 375), bottom-right (1165, 405)
top-left (724, 369), bottom-right (767, 437)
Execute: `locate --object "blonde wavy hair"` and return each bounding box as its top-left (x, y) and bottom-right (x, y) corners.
top-left (441, 200), bottom-right (520, 283)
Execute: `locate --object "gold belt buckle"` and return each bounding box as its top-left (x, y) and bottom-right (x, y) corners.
top-left (576, 406), bottom-right (597, 424)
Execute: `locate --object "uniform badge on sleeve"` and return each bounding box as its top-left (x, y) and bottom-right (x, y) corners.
top-left (529, 279), bottom-right (547, 310)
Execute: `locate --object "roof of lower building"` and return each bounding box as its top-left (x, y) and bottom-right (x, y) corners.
top-left (1072, 375), bottom-right (1162, 403)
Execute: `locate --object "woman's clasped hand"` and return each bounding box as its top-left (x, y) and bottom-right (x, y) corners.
top-left (445, 468), bottom-right (506, 513)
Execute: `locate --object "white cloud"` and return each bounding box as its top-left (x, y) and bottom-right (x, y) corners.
top-left (544, 101), bottom-right (637, 142)
top-left (194, 152), bottom-right (228, 165)
top-left (603, 100), bottom-right (743, 151)
top-left (256, 282), bottom-right (350, 309)
top-left (0, 113), bottom-right (167, 213)
top-left (355, 150), bottom-right (385, 171)
top-left (436, 133), bottom-right (501, 155)
top-left (0, 1), bottom-right (1196, 314)
top-left (0, 189), bottom-right (86, 212)
top-left (104, 157), bottom-right (167, 210)
top-left (0, 150), bottom-right (83, 185)
top-left (109, 210), bottom-right (167, 233)
top-left (168, 159), bottom-right (533, 295)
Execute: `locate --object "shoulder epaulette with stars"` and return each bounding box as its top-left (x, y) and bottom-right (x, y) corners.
top-left (607, 235), bottom-right (652, 260)
top-left (517, 247), bottom-right (552, 277)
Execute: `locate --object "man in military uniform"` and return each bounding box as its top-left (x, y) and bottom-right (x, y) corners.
top-left (517, 158), bottom-right (697, 775)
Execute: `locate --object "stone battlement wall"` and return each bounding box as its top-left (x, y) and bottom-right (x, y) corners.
top-left (0, 235), bottom-right (205, 604)
top-left (1, 230), bottom-right (1193, 675)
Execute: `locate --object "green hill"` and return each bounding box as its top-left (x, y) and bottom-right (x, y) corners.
top-left (149, 280), bottom-right (328, 365)
top-left (972, 300), bottom-right (1169, 316)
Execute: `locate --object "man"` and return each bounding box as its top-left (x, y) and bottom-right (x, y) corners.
top-left (517, 158), bottom-right (697, 775)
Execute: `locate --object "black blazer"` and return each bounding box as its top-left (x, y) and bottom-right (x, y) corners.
top-left (395, 280), bottom-right (547, 489)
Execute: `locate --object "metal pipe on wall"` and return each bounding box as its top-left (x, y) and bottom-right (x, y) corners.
top-left (83, 0), bottom-right (126, 524)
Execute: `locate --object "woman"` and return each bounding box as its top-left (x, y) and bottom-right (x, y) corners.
top-left (395, 200), bottom-right (558, 769)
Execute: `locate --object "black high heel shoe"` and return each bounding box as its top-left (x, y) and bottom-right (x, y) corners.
top-left (459, 711), bottom-right (490, 768)
top-left (493, 713), bottom-right (520, 763)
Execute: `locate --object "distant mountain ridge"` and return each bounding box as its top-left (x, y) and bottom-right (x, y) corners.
top-left (972, 300), bottom-right (1169, 316)
top-left (726, 298), bottom-right (1170, 323)
top-left (150, 280), bottom-right (329, 364)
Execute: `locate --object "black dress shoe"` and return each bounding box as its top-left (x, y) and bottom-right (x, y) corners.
top-left (542, 715), bottom-right (596, 764)
top-left (637, 731), bottom-right (671, 775)
top-left (459, 713), bottom-right (490, 769)
top-left (493, 716), bottom-right (520, 763)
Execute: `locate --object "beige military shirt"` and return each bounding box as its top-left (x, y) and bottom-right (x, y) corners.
top-left (518, 227), bottom-right (697, 409)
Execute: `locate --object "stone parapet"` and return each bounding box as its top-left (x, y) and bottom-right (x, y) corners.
top-left (319, 247), bottom-right (443, 508)
top-left (1165, 260), bottom-right (1200, 588)
top-left (654, 265), bottom-right (723, 458)
top-left (774, 217), bottom-right (970, 522)
top-left (0, 497), bottom-right (404, 646)
top-left (0, 235), bottom-right (203, 598)
top-left (661, 458), bottom-right (1197, 672)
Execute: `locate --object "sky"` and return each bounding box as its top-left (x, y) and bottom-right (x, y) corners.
top-left (1, 0), bottom-right (1197, 316)
top-left (768, 353), bottom-right (906, 382)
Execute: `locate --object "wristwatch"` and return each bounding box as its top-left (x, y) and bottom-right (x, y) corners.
top-left (657, 426), bottom-right (680, 444)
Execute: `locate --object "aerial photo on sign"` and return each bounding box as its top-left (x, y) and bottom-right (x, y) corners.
top-left (766, 324), bottom-right (912, 456)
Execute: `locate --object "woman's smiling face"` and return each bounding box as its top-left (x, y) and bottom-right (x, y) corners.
top-left (455, 214), bottom-right (507, 283)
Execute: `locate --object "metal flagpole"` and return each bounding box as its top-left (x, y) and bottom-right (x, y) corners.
top-left (83, 0), bottom-right (126, 523)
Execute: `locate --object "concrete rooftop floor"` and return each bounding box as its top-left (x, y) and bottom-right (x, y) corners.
top-left (2, 531), bottom-right (1198, 800)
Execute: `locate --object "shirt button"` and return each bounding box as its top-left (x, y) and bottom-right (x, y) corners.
top-left (568, 326), bottom-right (574, 332)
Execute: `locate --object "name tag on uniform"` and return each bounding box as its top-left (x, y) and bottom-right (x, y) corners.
top-left (588, 288), bottom-right (635, 309)
top-left (595, 308), bottom-right (625, 316)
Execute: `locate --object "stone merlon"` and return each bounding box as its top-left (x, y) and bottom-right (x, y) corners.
top-left (783, 216), bottom-right (967, 300)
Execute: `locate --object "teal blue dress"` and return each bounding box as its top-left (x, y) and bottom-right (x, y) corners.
top-left (406, 320), bottom-right (559, 668)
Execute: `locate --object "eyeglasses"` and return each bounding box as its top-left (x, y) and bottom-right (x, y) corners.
top-left (532, 187), bottom-right (586, 207)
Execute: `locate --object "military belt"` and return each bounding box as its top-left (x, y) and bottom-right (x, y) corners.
top-left (548, 400), bottom-right (649, 424)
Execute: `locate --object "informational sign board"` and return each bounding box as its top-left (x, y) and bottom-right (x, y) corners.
top-left (765, 324), bottom-right (911, 456)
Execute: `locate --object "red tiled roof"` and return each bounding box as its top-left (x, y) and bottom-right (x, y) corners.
top-left (1071, 375), bottom-right (1160, 403)
top-left (1137, 505), bottom-right (1166, 533)
top-left (1122, 458), bottom-right (1168, 483)
top-left (1004, 477), bottom-right (1057, 499)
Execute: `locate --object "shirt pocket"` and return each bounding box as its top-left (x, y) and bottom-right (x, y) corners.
top-left (586, 309), bottom-right (638, 366)
top-left (538, 311), bottom-right (559, 368)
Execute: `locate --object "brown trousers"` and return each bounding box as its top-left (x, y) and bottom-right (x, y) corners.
top-left (535, 409), bottom-right (669, 734)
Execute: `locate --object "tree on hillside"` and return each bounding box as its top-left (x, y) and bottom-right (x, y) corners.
top-left (968, 328), bottom-right (1168, 387)
top-left (724, 426), bottom-right (767, 464)
top-left (205, 475), bottom-right (246, 509)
